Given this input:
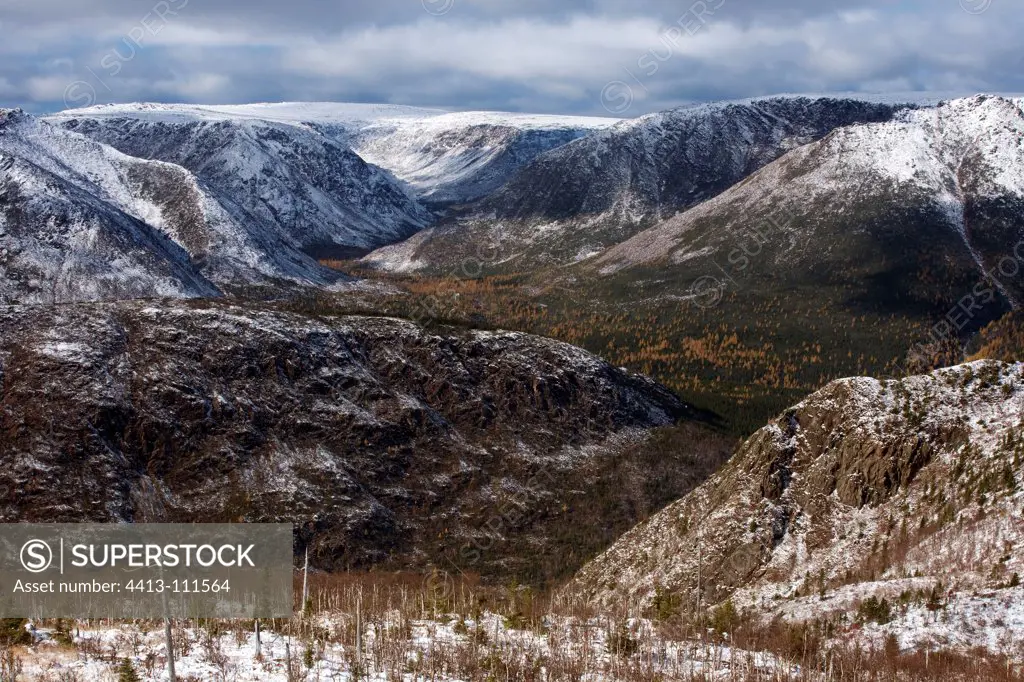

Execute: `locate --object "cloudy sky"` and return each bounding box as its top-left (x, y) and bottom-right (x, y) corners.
top-left (0, 0), bottom-right (1019, 116)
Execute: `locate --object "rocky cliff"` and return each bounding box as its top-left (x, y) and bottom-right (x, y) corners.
top-left (0, 299), bottom-right (730, 582)
top-left (571, 360), bottom-right (1024, 617)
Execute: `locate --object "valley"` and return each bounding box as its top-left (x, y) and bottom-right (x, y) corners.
top-left (0, 92), bottom-right (1022, 680)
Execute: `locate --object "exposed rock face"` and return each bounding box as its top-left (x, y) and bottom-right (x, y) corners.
top-left (570, 360), bottom-right (1024, 613)
top-left (0, 299), bottom-right (728, 581)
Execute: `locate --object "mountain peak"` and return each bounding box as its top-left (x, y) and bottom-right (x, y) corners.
top-left (0, 108), bottom-right (29, 129)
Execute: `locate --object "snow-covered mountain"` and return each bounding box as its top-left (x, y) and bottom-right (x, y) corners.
top-left (350, 111), bottom-right (619, 205)
top-left (595, 95), bottom-right (1024, 308)
top-left (49, 103), bottom-right (436, 259)
top-left (22, 95), bottom-right (1024, 310)
top-left (0, 108), bottom-right (360, 304)
top-left (361, 97), bottom-right (900, 273)
top-left (50, 102), bottom-right (618, 226)
top-left (0, 109), bottom-right (215, 303)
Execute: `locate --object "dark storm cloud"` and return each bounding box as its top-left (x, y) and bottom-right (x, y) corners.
top-left (0, 0), bottom-right (1019, 116)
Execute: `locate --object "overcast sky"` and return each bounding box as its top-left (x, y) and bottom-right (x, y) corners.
top-left (0, 0), bottom-right (1019, 116)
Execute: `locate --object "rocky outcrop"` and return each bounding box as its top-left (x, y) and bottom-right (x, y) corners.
top-left (569, 360), bottom-right (1024, 613)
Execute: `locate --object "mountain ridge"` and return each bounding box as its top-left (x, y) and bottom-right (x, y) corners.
top-left (593, 95), bottom-right (1024, 306)
top-left (361, 96), bottom-right (903, 273)
top-left (51, 110), bottom-right (434, 259)
top-left (50, 102), bottom-right (620, 209)
top-left (0, 108), bottom-right (364, 302)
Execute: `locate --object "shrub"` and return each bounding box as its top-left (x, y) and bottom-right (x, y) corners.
top-left (857, 596), bottom-right (892, 625)
top-left (303, 642), bottom-right (315, 669)
top-left (52, 619), bottom-right (74, 647)
top-left (606, 623), bottom-right (639, 657)
top-left (711, 599), bottom-right (741, 634)
top-left (0, 620), bottom-right (29, 647)
top-left (651, 587), bottom-right (681, 622)
top-left (116, 658), bottom-right (141, 682)
top-left (926, 583), bottom-right (945, 612)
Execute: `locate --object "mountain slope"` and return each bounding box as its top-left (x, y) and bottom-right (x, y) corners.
top-left (50, 103), bottom-right (618, 246)
top-left (361, 96), bottom-right (900, 273)
top-left (350, 111), bottom-right (619, 206)
top-left (0, 109), bottom-right (354, 302)
top-left (49, 104), bottom-right (435, 259)
top-left (596, 95), bottom-right (1024, 309)
top-left (970, 310), bottom-right (1024, 363)
top-left (0, 298), bottom-right (731, 581)
top-left (569, 360), bottom-right (1024, 621)
top-left (0, 109), bottom-right (224, 303)
top-left (475, 95), bottom-right (1022, 432)
top-left (356, 97), bottom-right (1024, 434)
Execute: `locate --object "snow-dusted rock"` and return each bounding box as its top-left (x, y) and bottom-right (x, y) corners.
top-left (0, 109), bottom-right (357, 302)
top-left (351, 110), bottom-right (619, 205)
top-left (49, 102), bottom-right (618, 237)
top-left (570, 360), bottom-right (1024, 618)
top-left (593, 95), bottom-right (1024, 309)
top-left (0, 109), bottom-right (220, 303)
top-left (0, 298), bottom-right (723, 579)
top-left (49, 104), bottom-right (435, 259)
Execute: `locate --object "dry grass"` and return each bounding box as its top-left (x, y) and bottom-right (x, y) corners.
top-left (4, 572), bottom-right (1018, 681)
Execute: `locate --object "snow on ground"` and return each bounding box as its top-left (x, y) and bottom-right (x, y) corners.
top-left (851, 588), bottom-right (1024, 657)
top-left (46, 102), bottom-right (449, 126)
top-left (352, 111), bottom-right (620, 201)
top-left (9, 592), bottom-right (1024, 681)
top-left (725, 90), bottom-right (1024, 108)
top-left (48, 102), bottom-right (619, 132)
top-left (13, 613), bottom-right (800, 682)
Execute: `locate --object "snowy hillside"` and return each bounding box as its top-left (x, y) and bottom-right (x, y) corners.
top-left (570, 359), bottom-right (1024, 643)
top-left (595, 95), bottom-right (1024, 307)
top-left (360, 96), bottom-right (901, 273)
top-left (351, 110), bottom-right (619, 204)
top-left (600, 95), bottom-right (1024, 267)
top-left (0, 108), bottom-right (356, 304)
top-left (59, 101), bottom-right (447, 124)
top-left (23, 95), bottom-right (1024, 306)
top-left (50, 105), bottom-right (435, 258)
top-left (1, 110), bottom-right (212, 303)
top-left (51, 102), bottom-right (619, 211)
